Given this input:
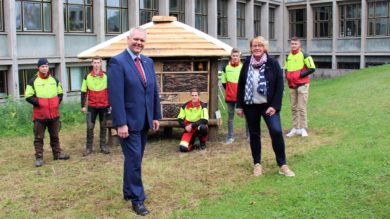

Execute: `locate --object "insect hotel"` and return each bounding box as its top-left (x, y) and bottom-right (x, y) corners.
top-left (78, 16), bottom-right (232, 143)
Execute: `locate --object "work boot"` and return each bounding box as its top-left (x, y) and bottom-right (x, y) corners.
top-left (99, 122), bottom-right (109, 154)
top-left (83, 148), bottom-right (93, 157)
top-left (35, 158), bottom-right (43, 167)
top-left (54, 152), bottom-right (70, 160)
top-left (199, 142), bottom-right (206, 150)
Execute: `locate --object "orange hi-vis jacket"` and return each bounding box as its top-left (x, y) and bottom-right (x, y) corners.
top-left (285, 50), bottom-right (316, 88)
top-left (81, 70), bottom-right (109, 108)
top-left (25, 72), bottom-right (63, 120)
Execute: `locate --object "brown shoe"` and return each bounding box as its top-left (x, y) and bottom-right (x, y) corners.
top-left (253, 163), bottom-right (262, 176)
top-left (279, 165), bottom-right (295, 177)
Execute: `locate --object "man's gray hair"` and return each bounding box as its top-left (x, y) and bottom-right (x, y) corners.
top-left (128, 27), bottom-right (147, 38)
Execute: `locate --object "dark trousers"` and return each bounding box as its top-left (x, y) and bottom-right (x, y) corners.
top-left (120, 122), bottom-right (149, 205)
top-left (33, 119), bottom-right (61, 159)
top-left (86, 107), bottom-right (108, 150)
top-left (244, 104), bottom-right (286, 166)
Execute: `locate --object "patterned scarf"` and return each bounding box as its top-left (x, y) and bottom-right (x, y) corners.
top-left (244, 54), bottom-right (268, 104)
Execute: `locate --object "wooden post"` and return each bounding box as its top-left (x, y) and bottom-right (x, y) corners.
top-left (208, 58), bottom-right (219, 141)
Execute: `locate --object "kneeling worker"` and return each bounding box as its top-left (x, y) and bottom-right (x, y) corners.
top-left (177, 88), bottom-right (209, 152)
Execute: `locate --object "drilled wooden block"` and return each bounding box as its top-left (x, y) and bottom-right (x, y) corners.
top-left (163, 62), bottom-right (191, 72)
top-left (163, 74), bottom-right (208, 92)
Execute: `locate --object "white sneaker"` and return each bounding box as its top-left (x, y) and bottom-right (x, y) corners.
top-left (225, 138), bottom-right (234, 144)
top-left (279, 165), bottom-right (295, 177)
top-left (253, 163), bottom-right (262, 176)
top-left (286, 128), bottom-right (300, 137)
top-left (301, 128), bottom-right (308, 137)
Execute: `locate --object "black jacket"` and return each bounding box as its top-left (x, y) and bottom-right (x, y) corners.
top-left (236, 54), bottom-right (284, 111)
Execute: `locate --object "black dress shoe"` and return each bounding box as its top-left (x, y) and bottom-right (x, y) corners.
top-left (132, 204), bottom-right (150, 216)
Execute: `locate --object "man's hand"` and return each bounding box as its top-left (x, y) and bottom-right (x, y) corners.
top-left (117, 125), bottom-right (129, 138)
top-left (152, 120), bottom-right (160, 132)
top-left (81, 107), bottom-right (87, 114)
top-left (265, 107), bottom-right (276, 117)
top-left (236, 108), bottom-right (244, 117)
top-left (185, 124), bottom-right (192, 133)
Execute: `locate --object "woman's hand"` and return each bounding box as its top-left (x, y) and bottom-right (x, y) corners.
top-left (265, 107), bottom-right (276, 117)
top-left (236, 108), bottom-right (244, 117)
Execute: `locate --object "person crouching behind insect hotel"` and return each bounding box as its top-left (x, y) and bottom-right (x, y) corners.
top-left (177, 88), bottom-right (209, 152)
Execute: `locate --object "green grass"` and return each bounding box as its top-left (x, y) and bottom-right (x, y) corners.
top-left (175, 65), bottom-right (390, 218)
top-left (0, 65), bottom-right (389, 218)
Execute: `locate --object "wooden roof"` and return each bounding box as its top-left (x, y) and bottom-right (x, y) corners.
top-left (78, 16), bottom-right (232, 59)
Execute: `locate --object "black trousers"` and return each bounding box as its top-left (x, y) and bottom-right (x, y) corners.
top-left (33, 118), bottom-right (61, 158)
top-left (86, 107), bottom-right (108, 149)
top-left (244, 104), bottom-right (286, 166)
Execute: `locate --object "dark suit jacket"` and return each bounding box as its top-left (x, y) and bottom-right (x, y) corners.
top-left (236, 54), bottom-right (284, 111)
top-left (108, 49), bottom-right (161, 131)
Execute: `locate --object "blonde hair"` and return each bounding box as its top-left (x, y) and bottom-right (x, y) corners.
top-left (250, 36), bottom-right (269, 52)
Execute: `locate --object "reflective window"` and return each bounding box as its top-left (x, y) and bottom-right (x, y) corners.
top-left (195, 0), bottom-right (207, 33)
top-left (0, 0), bottom-right (3, 31)
top-left (269, 7), bottom-right (275, 39)
top-left (67, 66), bottom-right (88, 92)
top-left (313, 6), bottom-right (332, 38)
top-left (64, 0), bottom-right (93, 33)
top-left (289, 8), bottom-right (306, 38)
top-left (254, 4), bottom-right (261, 37)
top-left (140, 0), bottom-right (158, 25)
top-left (19, 69), bottom-right (38, 97)
top-left (217, 0), bottom-right (228, 37)
top-left (16, 0), bottom-right (52, 32)
top-left (106, 0), bottom-right (128, 33)
top-left (368, 0), bottom-right (389, 36)
top-left (237, 2), bottom-right (245, 37)
top-left (169, 0), bottom-right (185, 23)
top-left (339, 3), bottom-right (361, 37)
top-left (0, 70), bottom-right (7, 98)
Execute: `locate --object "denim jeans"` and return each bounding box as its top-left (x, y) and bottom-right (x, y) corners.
top-left (244, 104), bottom-right (286, 166)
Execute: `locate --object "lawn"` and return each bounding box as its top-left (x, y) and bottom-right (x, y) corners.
top-left (0, 65), bottom-right (389, 218)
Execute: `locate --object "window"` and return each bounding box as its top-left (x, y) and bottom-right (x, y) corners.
top-left (289, 9), bottom-right (306, 38)
top-left (0, 70), bottom-right (7, 98)
top-left (67, 66), bottom-right (88, 92)
top-left (313, 6), bottom-right (332, 38)
top-left (18, 69), bottom-right (38, 96)
top-left (64, 0), bottom-right (93, 33)
top-left (337, 56), bottom-right (360, 69)
top-left (0, 0), bottom-right (3, 31)
top-left (368, 0), bottom-right (390, 36)
top-left (312, 56), bottom-right (332, 69)
top-left (254, 4), bottom-right (261, 37)
top-left (169, 0), bottom-right (185, 23)
top-left (16, 0), bottom-right (52, 32)
top-left (106, 0), bottom-right (128, 33)
top-left (269, 7), bottom-right (275, 39)
top-left (217, 0), bottom-right (228, 37)
top-left (140, 0), bottom-right (158, 25)
top-left (195, 0), bottom-right (208, 33)
top-left (237, 2), bottom-right (245, 37)
top-left (339, 3), bottom-right (361, 37)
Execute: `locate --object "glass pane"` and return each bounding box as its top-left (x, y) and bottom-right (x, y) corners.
top-left (0, 71), bottom-right (6, 96)
top-left (19, 69), bottom-right (37, 96)
top-left (368, 19), bottom-right (374, 36)
top-left (122, 9), bottom-right (128, 31)
top-left (68, 0), bottom-right (84, 4)
top-left (122, 0), bottom-right (128, 7)
top-left (23, 2), bottom-right (42, 31)
top-left (107, 0), bottom-right (120, 7)
top-left (170, 0), bottom-right (178, 11)
top-left (375, 18), bottom-right (387, 35)
top-left (368, 2), bottom-right (375, 18)
top-left (64, 7), bottom-right (67, 31)
top-left (16, 2), bottom-right (22, 30)
top-left (375, 1), bottom-right (388, 17)
top-left (86, 0), bottom-right (93, 5)
top-left (69, 5), bottom-right (84, 31)
top-left (69, 67), bottom-right (83, 91)
top-left (0, 1), bottom-right (3, 31)
top-left (43, 3), bottom-right (51, 31)
top-left (86, 6), bottom-right (93, 32)
top-left (107, 8), bottom-right (120, 32)
top-left (140, 0), bottom-right (152, 9)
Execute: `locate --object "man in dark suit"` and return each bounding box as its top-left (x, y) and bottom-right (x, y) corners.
top-left (108, 27), bottom-right (161, 216)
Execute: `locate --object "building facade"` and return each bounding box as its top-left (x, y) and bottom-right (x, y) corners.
top-left (0, 0), bottom-right (389, 101)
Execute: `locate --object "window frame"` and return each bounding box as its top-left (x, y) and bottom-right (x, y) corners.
top-left (217, 0), bottom-right (228, 37)
top-left (236, 2), bottom-right (245, 38)
top-left (139, 0), bottom-right (158, 25)
top-left (339, 2), bottom-right (361, 37)
top-left (289, 8), bottom-right (307, 38)
top-left (195, 0), bottom-right (208, 33)
top-left (313, 5), bottom-right (333, 38)
top-left (254, 4), bottom-right (261, 37)
top-left (64, 0), bottom-right (93, 33)
top-left (269, 7), bottom-right (275, 39)
top-left (16, 0), bottom-right (52, 32)
top-left (169, 0), bottom-right (185, 23)
top-left (105, 0), bottom-right (128, 34)
top-left (0, 70), bottom-right (7, 98)
top-left (368, 0), bottom-right (390, 36)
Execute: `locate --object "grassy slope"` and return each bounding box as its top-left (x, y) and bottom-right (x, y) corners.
top-left (176, 65), bottom-right (390, 218)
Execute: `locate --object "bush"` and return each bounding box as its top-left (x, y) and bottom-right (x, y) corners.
top-left (0, 99), bottom-right (84, 137)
